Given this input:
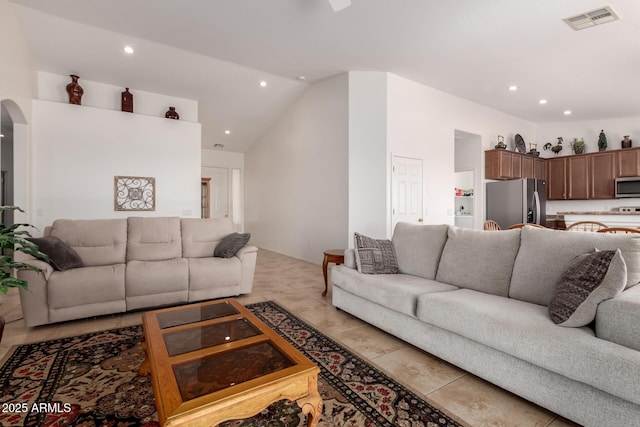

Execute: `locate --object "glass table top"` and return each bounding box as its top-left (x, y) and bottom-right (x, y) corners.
top-left (156, 301), bottom-right (239, 329)
top-left (163, 318), bottom-right (261, 356)
top-left (172, 341), bottom-right (295, 401)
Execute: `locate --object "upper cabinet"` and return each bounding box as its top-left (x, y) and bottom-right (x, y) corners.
top-left (485, 150), bottom-right (543, 180)
top-left (616, 147), bottom-right (640, 177)
top-left (590, 152), bottom-right (616, 199)
top-left (488, 147), bottom-right (637, 200)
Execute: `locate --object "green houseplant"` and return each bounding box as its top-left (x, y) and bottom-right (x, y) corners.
top-left (0, 206), bottom-right (49, 294)
top-left (572, 138), bottom-right (586, 155)
top-left (0, 206), bottom-right (49, 343)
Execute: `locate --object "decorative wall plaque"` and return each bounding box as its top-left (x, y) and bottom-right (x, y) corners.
top-left (114, 176), bottom-right (155, 211)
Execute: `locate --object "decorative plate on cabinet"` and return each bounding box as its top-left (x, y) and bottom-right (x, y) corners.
top-left (515, 134), bottom-right (526, 153)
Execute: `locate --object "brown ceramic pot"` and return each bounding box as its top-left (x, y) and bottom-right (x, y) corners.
top-left (66, 75), bottom-right (84, 105)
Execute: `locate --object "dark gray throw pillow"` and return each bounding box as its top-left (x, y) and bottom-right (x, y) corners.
top-left (354, 232), bottom-right (398, 274)
top-left (26, 236), bottom-right (84, 271)
top-left (548, 249), bottom-right (626, 327)
top-left (214, 233), bottom-right (251, 258)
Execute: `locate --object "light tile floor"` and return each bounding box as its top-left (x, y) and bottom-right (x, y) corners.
top-left (0, 249), bottom-right (579, 427)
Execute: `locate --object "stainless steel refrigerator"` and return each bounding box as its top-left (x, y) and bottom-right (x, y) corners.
top-left (486, 179), bottom-right (546, 230)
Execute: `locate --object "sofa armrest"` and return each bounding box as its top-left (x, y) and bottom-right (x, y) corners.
top-left (236, 245), bottom-right (258, 294)
top-left (14, 251), bottom-right (55, 280)
top-left (16, 257), bottom-right (53, 327)
top-left (344, 248), bottom-right (356, 269)
top-left (596, 285), bottom-right (640, 351)
top-left (236, 244), bottom-right (258, 257)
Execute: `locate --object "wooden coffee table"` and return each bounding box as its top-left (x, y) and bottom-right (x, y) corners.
top-left (139, 299), bottom-right (322, 426)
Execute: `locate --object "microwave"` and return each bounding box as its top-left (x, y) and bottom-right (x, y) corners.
top-left (615, 177), bottom-right (640, 198)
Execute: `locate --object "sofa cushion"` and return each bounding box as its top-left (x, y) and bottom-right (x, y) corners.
top-left (332, 265), bottom-right (458, 317)
top-left (415, 288), bottom-right (640, 406)
top-left (126, 258), bottom-right (189, 297)
top-left (510, 227), bottom-right (640, 306)
top-left (549, 249), bottom-right (626, 327)
top-left (48, 219), bottom-right (127, 267)
top-left (48, 264), bottom-right (125, 309)
top-left (181, 217), bottom-right (234, 258)
top-left (436, 227), bottom-right (521, 297)
top-left (214, 232), bottom-right (251, 258)
top-left (127, 217), bottom-right (182, 261)
top-left (187, 257), bottom-right (241, 289)
top-left (354, 233), bottom-right (398, 274)
top-left (392, 223), bottom-right (448, 280)
top-left (27, 236), bottom-right (83, 271)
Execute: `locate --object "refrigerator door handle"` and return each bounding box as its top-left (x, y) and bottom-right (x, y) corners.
top-left (534, 191), bottom-right (541, 225)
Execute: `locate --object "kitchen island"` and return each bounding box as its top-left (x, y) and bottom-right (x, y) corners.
top-left (559, 211), bottom-right (640, 228)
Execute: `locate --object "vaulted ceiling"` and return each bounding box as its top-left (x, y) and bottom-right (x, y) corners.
top-left (10, 0), bottom-right (640, 152)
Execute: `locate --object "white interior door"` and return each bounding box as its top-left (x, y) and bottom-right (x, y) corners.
top-left (392, 156), bottom-right (423, 229)
top-left (210, 167), bottom-right (229, 219)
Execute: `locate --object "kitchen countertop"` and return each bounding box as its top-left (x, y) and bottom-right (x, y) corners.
top-left (558, 211), bottom-right (640, 215)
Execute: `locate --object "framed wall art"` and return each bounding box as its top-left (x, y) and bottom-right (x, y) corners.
top-left (114, 176), bottom-right (156, 211)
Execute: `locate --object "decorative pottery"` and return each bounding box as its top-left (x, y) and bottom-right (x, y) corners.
top-left (66, 75), bottom-right (84, 105)
top-left (622, 135), bottom-right (633, 149)
top-left (494, 135), bottom-right (507, 150)
top-left (121, 88), bottom-right (133, 113)
top-left (165, 106), bottom-right (180, 120)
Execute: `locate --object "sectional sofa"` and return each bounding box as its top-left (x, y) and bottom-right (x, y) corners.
top-left (332, 223), bottom-right (640, 427)
top-left (16, 216), bottom-right (257, 327)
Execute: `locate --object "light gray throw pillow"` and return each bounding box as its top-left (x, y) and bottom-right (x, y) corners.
top-left (549, 249), bottom-right (627, 327)
top-left (354, 232), bottom-right (398, 274)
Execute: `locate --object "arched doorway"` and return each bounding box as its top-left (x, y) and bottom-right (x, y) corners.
top-left (0, 99), bottom-right (28, 226)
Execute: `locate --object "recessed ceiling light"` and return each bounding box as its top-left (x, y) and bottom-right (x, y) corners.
top-left (123, 46), bottom-right (134, 54)
top-left (259, 81), bottom-right (267, 87)
top-left (224, 130), bottom-right (231, 135)
top-left (508, 85), bottom-right (518, 91)
top-left (564, 110), bottom-right (572, 115)
top-left (297, 76), bottom-right (306, 81)
top-left (538, 99), bottom-right (548, 105)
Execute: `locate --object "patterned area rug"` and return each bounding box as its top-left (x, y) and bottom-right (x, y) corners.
top-left (0, 301), bottom-right (464, 427)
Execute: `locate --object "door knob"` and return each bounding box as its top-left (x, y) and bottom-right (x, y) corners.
top-left (418, 218), bottom-right (423, 222)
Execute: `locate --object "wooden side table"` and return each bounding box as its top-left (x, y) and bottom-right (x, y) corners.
top-left (322, 249), bottom-right (345, 297)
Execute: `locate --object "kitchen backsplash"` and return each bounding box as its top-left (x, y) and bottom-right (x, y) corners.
top-left (547, 199), bottom-right (640, 214)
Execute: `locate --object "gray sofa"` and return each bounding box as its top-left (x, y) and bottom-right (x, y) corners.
top-left (332, 223), bottom-right (640, 427)
top-left (16, 216), bottom-right (257, 327)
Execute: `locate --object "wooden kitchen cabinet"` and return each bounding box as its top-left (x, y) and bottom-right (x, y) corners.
top-left (616, 147), bottom-right (640, 177)
top-left (485, 150), bottom-right (513, 179)
top-left (489, 146), bottom-right (637, 200)
top-left (590, 152), bottom-right (616, 199)
top-left (547, 156), bottom-right (589, 200)
top-left (567, 156), bottom-right (589, 199)
top-left (546, 157), bottom-right (567, 200)
top-left (534, 158), bottom-right (545, 180)
top-left (485, 150), bottom-right (539, 180)
top-left (522, 156), bottom-right (533, 179)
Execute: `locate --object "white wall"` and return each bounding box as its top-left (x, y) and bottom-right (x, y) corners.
top-left (245, 74), bottom-right (349, 264)
top-left (0, 0), bottom-right (37, 223)
top-left (348, 72), bottom-right (389, 239)
top-left (387, 73), bottom-right (537, 227)
top-left (539, 116), bottom-right (640, 213)
top-left (31, 99), bottom-right (201, 231)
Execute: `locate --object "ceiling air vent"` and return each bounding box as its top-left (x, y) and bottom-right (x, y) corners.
top-left (564, 6), bottom-right (619, 30)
